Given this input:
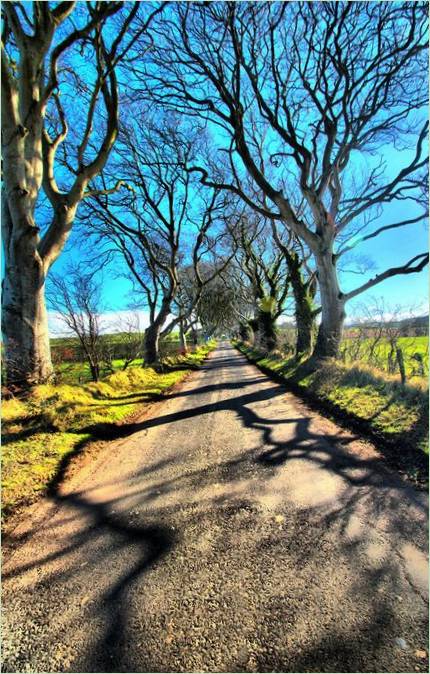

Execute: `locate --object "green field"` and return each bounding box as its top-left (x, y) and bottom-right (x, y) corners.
top-left (51, 333), bottom-right (187, 385)
top-left (55, 358), bottom-right (144, 385)
top-left (340, 335), bottom-right (428, 380)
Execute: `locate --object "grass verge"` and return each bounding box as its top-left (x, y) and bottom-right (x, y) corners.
top-left (2, 341), bottom-right (216, 523)
top-left (234, 341), bottom-right (428, 485)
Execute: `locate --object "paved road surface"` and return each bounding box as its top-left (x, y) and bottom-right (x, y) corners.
top-left (3, 344), bottom-right (428, 672)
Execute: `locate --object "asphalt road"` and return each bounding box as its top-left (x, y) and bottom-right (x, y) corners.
top-left (2, 343), bottom-right (428, 673)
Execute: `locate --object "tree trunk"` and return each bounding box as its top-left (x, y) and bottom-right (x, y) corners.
top-left (313, 253), bottom-right (345, 359)
top-left (191, 325), bottom-right (198, 346)
top-left (396, 347), bottom-right (406, 385)
top-left (289, 261), bottom-right (316, 358)
top-left (143, 324), bottom-right (161, 365)
top-left (179, 320), bottom-right (188, 354)
top-left (238, 321), bottom-right (252, 342)
top-left (2, 226), bottom-right (53, 387)
top-left (295, 300), bottom-right (315, 357)
top-left (89, 361), bottom-right (100, 382)
top-left (254, 310), bottom-right (277, 352)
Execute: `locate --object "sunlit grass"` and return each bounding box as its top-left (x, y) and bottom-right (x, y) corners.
top-left (235, 341), bottom-right (428, 457)
top-left (2, 341), bottom-right (216, 521)
top-left (340, 335), bottom-right (428, 379)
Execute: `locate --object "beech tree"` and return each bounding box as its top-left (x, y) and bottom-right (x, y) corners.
top-left (143, 0), bottom-right (429, 358)
top-left (1, 1), bottom-right (160, 385)
top-left (83, 119), bottom-right (230, 364)
top-left (230, 217), bottom-right (291, 352)
top-left (269, 222), bottom-right (318, 357)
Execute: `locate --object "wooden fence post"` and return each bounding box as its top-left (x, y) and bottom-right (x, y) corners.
top-left (396, 347), bottom-right (406, 385)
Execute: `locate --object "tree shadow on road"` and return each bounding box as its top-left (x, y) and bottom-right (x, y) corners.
top-left (2, 346), bottom-right (428, 672)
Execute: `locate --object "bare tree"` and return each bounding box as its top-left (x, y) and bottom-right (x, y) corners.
top-left (115, 313), bottom-right (143, 371)
top-left (98, 313), bottom-right (143, 373)
top-left (143, 1), bottom-right (428, 359)
top-left (47, 267), bottom-right (103, 382)
top-left (231, 216), bottom-right (291, 352)
top-left (1, 1), bottom-right (161, 385)
top-left (83, 118), bottom-right (230, 364)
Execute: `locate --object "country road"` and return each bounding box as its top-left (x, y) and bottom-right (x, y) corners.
top-left (2, 343), bottom-right (428, 673)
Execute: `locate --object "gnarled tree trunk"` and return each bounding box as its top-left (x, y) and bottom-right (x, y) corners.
top-left (143, 324), bottom-right (161, 365)
top-left (313, 253), bottom-right (345, 359)
top-left (179, 319), bottom-right (188, 353)
top-left (2, 231), bottom-right (53, 385)
top-left (143, 298), bottom-right (173, 365)
top-left (254, 309), bottom-right (277, 352)
top-left (238, 321), bottom-right (252, 342)
top-left (288, 257), bottom-right (316, 358)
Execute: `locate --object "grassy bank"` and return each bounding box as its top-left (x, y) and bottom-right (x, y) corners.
top-left (234, 341), bottom-right (428, 483)
top-left (2, 342), bottom-right (216, 522)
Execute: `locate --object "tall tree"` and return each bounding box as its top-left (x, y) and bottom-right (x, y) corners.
top-left (1, 1), bottom-right (160, 385)
top-left (83, 119), bottom-right (230, 364)
top-left (231, 216), bottom-right (290, 352)
top-left (270, 223), bottom-right (318, 358)
top-left (143, 0), bottom-right (428, 358)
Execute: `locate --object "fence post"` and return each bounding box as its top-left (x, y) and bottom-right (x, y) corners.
top-left (396, 347), bottom-right (406, 385)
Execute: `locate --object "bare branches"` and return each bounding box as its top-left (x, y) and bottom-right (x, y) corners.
top-left (338, 213), bottom-right (428, 258)
top-left (42, 2), bottom-right (120, 105)
top-left (344, 253), bottom-right (429, 302)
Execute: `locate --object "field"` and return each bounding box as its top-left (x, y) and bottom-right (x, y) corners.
top-left (340, 335), bottom-right (428, 380)
top-left (278, 326), bottom-right (428, 385)
top-left (51, 333), bottom-right (186, 385)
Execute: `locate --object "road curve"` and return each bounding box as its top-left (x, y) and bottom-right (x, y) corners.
top-left (2, 343), bottom-right (428, 673)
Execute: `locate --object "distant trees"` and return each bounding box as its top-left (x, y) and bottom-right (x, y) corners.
top-left (83, 118), bottom-right (232, 364)
top-left (229, 217), bottom-right (290, 352)
top-left (230, 214), bottom-right (319, 357)
top-left (143, 0), bottom-right (428, 359)
top-left (1, 1), bottom-right (161, 385)
top-left (48, 267), bottom-right (103, 382)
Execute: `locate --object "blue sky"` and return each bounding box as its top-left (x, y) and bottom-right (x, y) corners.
top-left (49, 135), bottom-right (428, 330)
top-left (13, 2), bottom-right (426, 332)
top-left (50, 186), bottom-right (428, 332)
top-left (49, 116), bottom-right (428, 329)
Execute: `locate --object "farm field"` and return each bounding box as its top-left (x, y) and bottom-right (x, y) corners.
top-left (51, 333), bottom-right (185, 385)
top-left (340, 335), bottom-right (428, 380)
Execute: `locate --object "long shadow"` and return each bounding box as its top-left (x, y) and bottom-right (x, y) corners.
top-left (240, 346), bottom-right (429, 482)
top-left (3, 344), bottom-right (427, 672)
top-left (62, 491), bottom-right (176, 672)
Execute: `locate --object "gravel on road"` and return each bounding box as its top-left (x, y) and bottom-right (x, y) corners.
top-left (2, 343), bottom-right (428, 673)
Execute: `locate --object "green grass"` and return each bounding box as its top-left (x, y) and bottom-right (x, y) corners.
top-left (2, 341), bottom-right (216, 522)
top-left (340, 335), bottom-right (428, 378)
top-left (234, 341), bottom-right (428, 480)
top-left (50, 331), bottom-right (181, 348)
top-left (55, 358), bottom-right (144, 385)
top-left (52, 335), bottom-right (199, 385)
